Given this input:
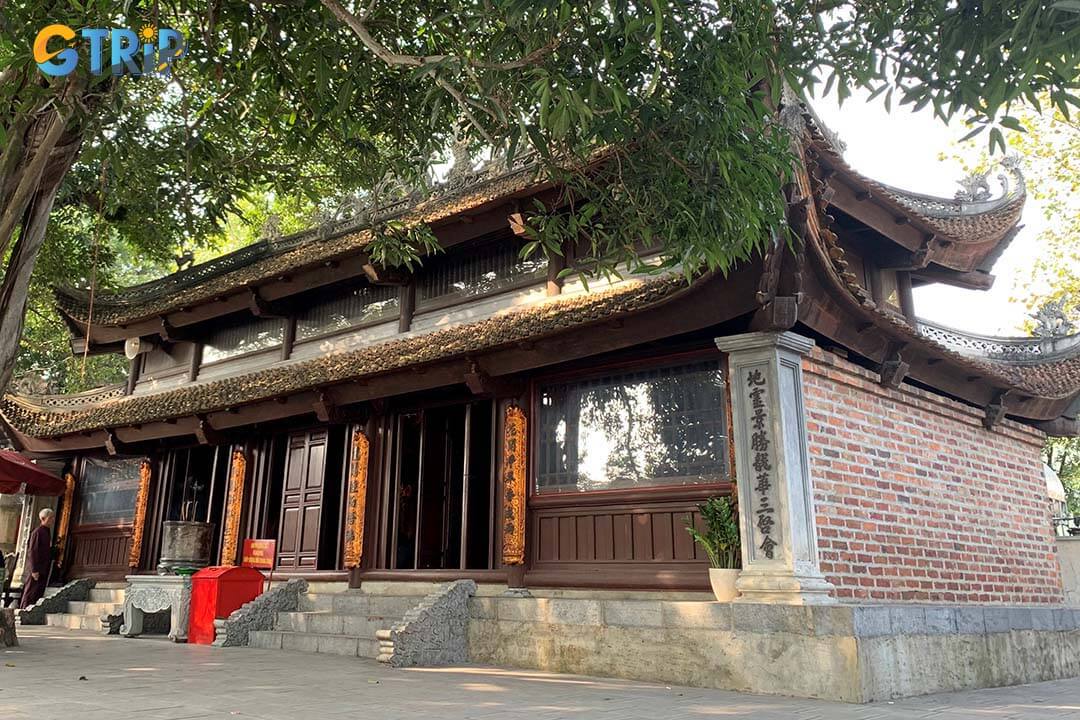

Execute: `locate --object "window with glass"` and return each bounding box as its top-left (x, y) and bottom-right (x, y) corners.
top-left (295, 283), bottom-right (399, 341)
top-left (418, 231), bottom-right (547, 306)
top-left (202, 315), bottom-right (284, 363)
top-left (536, 360), bottom-right (729, 494)
top-left (77, 457), bottom-right (143, 525)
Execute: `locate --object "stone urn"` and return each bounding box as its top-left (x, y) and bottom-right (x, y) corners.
top-left (708, 568), bottom-right (740, 602)
top-left (158, 521), bottom-right (215, 574)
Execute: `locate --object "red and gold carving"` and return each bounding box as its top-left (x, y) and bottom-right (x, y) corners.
top-left (500, 404), bottom-right (527, 566)
top-left (55, 472), bottom-right (76, 568)
top-left (221, 449), bottom-right (247, 566)
top-left (128, 459), bottom-right (152, 568)
top-left (343, 429), bottom-right (370, 569)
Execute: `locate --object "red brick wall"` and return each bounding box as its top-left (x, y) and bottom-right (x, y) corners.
top-left (803, 347), bottom-right (1062, 604)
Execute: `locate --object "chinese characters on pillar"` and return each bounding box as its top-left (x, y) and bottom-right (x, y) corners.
top-left (747, 369), bottom-right (777, 560)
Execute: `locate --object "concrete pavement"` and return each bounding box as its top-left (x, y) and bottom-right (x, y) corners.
top-left (3, 626), bottom-right (1080, 719)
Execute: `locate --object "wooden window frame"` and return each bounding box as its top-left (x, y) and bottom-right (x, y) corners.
top-left (528, 348), bottom-right (735, 501)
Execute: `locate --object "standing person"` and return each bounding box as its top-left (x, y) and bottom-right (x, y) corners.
top-left (20, 508), bottom-right (54, 609)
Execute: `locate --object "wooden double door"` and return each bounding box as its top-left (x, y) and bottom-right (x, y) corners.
top-left (276, 427), bottom-right (345, 570)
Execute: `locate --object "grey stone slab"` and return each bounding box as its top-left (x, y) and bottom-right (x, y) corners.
top-left (923, 607), bottom-right (956, 635)
top-left (731, 604), bottom-right (813, 635)
top-left (954, 607), bottom-right (986, 635)
top-left (852, 606), bottom-right (891, 637)
top-left (246, 630), bottom-right (282, 649)
top-left (1030, 608), bottom-right (1055, 631)
top-left (308, 613), bottom-right (345, 635)
top-left (889, 606), bottom-right (926, 635)
top-left (1053, 608), bottom-right (1075, 631)
top-left (602, 600), bottom-right (663, 628)
top-left (984, 608), bottom-right (1012, 634)
top-left (468, 597), bottom-right (497, 620)
top-left (1008, 608), bottom-right (1034, 631)
top-left (660, 601), bottom-right (732, 630)
top-left (811, 606), bottom-right (855, 636)
top-left (280, 631), bottom-right (320, 653)
top-left (547, 598), bottom-right (603, 626)
top-left (316, 634), bottom-right (360, 657)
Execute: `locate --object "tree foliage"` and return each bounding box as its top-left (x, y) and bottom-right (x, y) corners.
top-left (1, 0), bottom-right (1080, 396)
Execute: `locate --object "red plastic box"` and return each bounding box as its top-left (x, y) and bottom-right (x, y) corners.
top-left (189, 566), bottom-right (265, 645)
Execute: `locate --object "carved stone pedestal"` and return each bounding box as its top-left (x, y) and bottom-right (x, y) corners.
top-left (122, 575), bottom-right (192, 642)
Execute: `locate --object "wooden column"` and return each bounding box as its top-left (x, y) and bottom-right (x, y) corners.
top-left (220, 449), bottom-right (248, 566)
top-left (128, 459), bottom-right (152, 569)
top-left (343, 428), bottom-right (371, 569)
top-left (500, 404), bottom-right (527, 587)
top-left (55, 472), bottom-right (76, 571)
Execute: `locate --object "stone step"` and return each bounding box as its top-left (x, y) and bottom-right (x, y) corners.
top-left (45, 613), bottom-right (102, 631)
top-left (88, 588), bottom-right (125, 604)
top-left (65, 601), bottom-right (123, 616)
top-left (299, 593), bottom-right (420, 617)
top-left (274, 611), bottom-right (396, 637)
top-left (249, 630), bottom-right (380, 658)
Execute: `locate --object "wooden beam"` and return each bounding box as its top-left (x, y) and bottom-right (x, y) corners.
top-left (361, 262), bottom-right (409, 285)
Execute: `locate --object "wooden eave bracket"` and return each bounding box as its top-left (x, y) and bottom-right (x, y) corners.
top-left (194, 415), bottom-right (224, 445)
top-left (361, 261), bottom-right (408, 286)
top-left (313, 388), bottom-right (342, 423)
top-left (983, 390), bottom-right (1010, 430)
top-left (248, 287), bottom-right (280, 318)
top-left (464, 361), bottom-right (525, 397)
top-left (104, 429), bottom-right (128, 456)
top-left (878, 342), bottom-right (910, 389)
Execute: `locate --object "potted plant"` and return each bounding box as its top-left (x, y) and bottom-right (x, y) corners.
top-left (158, 477), bottom-right (214, 574)
top-left (686, 496), bottom-right (742, 602)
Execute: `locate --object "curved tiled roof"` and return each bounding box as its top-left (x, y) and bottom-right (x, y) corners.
top-left (798, 140), bottom-right (1080, 405)
top-left (55, 152), bottom-right (547, 327)
top-left (4, 273), bottom-right (693, 438)
top-left (785, 93), bottom-right (1026, 269)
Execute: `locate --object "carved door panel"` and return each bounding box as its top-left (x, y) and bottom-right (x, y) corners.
top-left (277, 429), bottom-right (327, 569)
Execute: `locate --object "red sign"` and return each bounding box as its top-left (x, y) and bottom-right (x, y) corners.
top-left (241, 539), bottom-right (276, 569)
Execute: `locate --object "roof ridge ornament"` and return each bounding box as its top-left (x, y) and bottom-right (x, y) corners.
top-left (1032, 298), bottom-right (1076, 339)
top-left (955, 155), bottom-right (1024, 204)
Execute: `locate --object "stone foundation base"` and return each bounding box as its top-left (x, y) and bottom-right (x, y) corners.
top-left (467, 597), bottom-right (1080, 703)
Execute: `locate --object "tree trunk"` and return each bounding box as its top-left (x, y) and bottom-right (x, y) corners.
top-left (0, 132), bottom-right (82, 394)
top-left (0, 607), bottom-right (16, 647)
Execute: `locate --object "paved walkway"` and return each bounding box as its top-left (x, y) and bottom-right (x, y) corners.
top-left (3, 627), bottom-right (1080, 719)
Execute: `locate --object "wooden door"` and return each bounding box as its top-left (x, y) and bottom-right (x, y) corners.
top-left (277, 429), bottom-right (327, 569)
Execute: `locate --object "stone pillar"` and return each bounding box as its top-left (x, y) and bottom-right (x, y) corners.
top-left (715, 331), bottom-right (835, 605)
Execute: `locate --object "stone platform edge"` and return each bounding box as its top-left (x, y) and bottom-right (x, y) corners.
top-left (466, 597), bottom-right (1080, 703)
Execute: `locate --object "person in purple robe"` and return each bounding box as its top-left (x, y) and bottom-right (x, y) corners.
top-left (20, 508), bottom-right (54, 609)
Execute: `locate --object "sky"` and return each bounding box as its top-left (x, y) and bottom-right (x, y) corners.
top-left (812, 94), bottom-right (1047, 337)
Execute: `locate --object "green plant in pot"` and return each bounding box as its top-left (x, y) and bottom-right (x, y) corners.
top-left (686, 495), bottom-right (742, 602)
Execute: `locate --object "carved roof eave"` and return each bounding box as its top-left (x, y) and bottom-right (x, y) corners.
top-left (795, 148), bottom-right (1080, 432)
top-left (1, 266), bottom-right (762, 452)
top-left (786, 97), bottom-right (1026, 275)
top-left (54, 152), bottom-right (555, 331)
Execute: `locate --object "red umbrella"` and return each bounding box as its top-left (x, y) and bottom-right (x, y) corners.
top-left (0, 450), bottom-right (65, 495)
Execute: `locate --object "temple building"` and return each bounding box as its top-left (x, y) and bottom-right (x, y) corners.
top-left (3, 102), bottom-right (1080, 701)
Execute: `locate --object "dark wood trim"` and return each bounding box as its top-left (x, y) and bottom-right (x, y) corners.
top-left (524, 567), bottom-right (710, 591)
top-left (188, 342), bottom-right (202, 382)
top-left (530, 482), bottom-right (732, 509)
top-left (125, 357), bottom-right (141, 395)
top-left (398, 281), bottom-right (416, 333)
top-left (897, 271), bottom-right (916, 323)
top-left (281, 316), bottom-right (297, 361)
